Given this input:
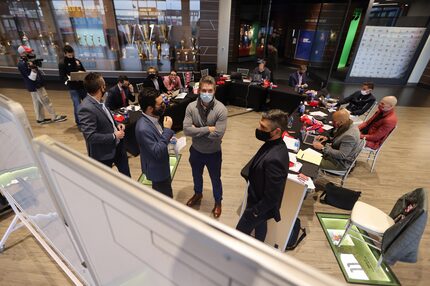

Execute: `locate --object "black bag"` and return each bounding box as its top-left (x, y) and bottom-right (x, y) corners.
top-left (286, 218), bottom-right (306, 250)
top-left (320, 182), bottom-right (361, 210)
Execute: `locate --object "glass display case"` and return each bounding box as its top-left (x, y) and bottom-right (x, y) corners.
top-left (0, 0), bottom-right (202, 72)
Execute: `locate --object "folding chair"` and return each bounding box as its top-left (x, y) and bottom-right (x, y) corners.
top-left (363, 101), bottom-right (378, 121)
top-left (321, 139), bottom-right (366, 187)
top-left (361, 126), bottom-right (397, 173)
top-left (338, 188), bottom-right (428, 267)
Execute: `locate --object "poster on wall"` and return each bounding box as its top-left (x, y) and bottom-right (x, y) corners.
top-left (350, 26), bottom-right (426, 79)
top-left (295, 30), bottom-right (314, 60)
top-left (310, 30), bottom-right (329, 62)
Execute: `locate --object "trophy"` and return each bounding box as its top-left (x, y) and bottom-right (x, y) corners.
top-left (124, 24), bottom-right (133, 45)
top-left (157, 42), bottom-right (161, 60)
top-left (176, 50), bottom-right (181, 61)
top-left (90, 34), bottom-right (95, 47)
top-left (190, 37), bottom-right (197, 51)
top-left (180, 39), bottom-right (185, 50)
top-left (184, 50), bottom-right (189, 62)
top-left (83, 34), bottom-right (89, 46)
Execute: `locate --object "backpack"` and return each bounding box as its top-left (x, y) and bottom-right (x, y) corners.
top-left (286, 218), bottom-right (306, 250)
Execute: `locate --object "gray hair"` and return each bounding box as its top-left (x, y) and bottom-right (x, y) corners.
top-left (261, 109), bottom-right (289, 131)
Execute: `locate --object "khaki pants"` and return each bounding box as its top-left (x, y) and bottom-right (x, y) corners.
top-left (30, 87), bottom-right (56, 121)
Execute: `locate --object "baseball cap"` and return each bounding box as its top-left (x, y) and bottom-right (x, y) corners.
top-left (17, 45), bottom-right (33, 54)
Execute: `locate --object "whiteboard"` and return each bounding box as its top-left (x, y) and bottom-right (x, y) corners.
top-left (33, 135), bottom-right (343, 286)
top-left (0, 94), bottom-right (93, 284)
top-left (350, 26), bottom-right (426, 78)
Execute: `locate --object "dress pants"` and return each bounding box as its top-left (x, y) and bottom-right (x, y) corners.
top-left (100, 142), bottom-right (131, 177)
top-left (189, 146), bottom-right (223, 203)
top-left (236, 210), bottom-right (268, 242)
top-left (152, 177), bottom-right (173, 198)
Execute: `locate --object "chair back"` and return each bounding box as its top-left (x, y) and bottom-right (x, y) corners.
top-left (200, 68), bottom-right (209, 78)
top-left (237, 68), bottom-right (250, 77)
top-left (363, 101), bottom-right (378, 121)
top-left (136, 83), bottom-right (144, 93)
top-left (343, 138), bottom-right (366, 177)
top-left (377, 125), bottom-right (397, 152)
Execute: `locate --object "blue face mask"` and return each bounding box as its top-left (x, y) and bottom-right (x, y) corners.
top-left (200, 92), bottom-right (214, 103)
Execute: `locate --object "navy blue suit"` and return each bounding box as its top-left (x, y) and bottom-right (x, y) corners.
top-left (288, 71), bottom-right (307, 87)
top-left (78, 95), bottom-right (131, 177)
top-left (135, 114), bottom-right (175, 197)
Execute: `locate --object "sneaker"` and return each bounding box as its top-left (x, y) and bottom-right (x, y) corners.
top-left (36, 119), bottom-right (52, 125)
top-left (53, 115), bottom-right (67, 122)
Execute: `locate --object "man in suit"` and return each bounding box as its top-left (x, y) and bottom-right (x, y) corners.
top-left (359, 96), bottom-right (398, 150)
top-left (313, 109), bottom-right (362, 171)
top-left (236, 109), bottom-right (290, 242)
top-left (288, 65), bottom-right (308, 87)
top-left (143, 66), bottom-right (168, 94)
top-left (105, 75), bottom-right (135, 111)
top-left (336, 82), bottom-right (376, 116)
top-left (135, 87), bottom-right (175, 197)
top-left (78, 72), bottom-right (131, 177)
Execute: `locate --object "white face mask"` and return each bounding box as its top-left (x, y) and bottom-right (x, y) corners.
top-left (360, 89), bottom-right (370, 96)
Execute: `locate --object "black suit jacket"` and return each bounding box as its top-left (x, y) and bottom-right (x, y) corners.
top-left (105, 85), bottom-right (135, 110)
top-left (143, 76), bottom-right (168, 93)
top-left (337, 90), bottom-right (376, 116)
top-left (242, 138), bottom-right (289, 222)
top-left (78, 95), bottom-right (118, 161)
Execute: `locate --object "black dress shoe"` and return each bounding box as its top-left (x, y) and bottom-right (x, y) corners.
top-left (186, 193), bottom-right (203, 207)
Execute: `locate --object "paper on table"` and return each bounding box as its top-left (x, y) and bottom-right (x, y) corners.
top-left (283, 136), bottom-right (300, 152)
top-left (289, 152), bottom-right (297, 163)
top-left (296, 148), bottom-right (322, 165)
top-left (175, 92), bottom-right (188, 99)
top-left (309, 111), bottom-right (328, 117)
top-left (328, 108), bottom-right (337, 113)
top-left (243, 79), bottom-right (251, 83)
top-left (290, 162), bottom-right (302, 173)
top-left (175, 137), bottom-right (186, 154)
top-left (322, 124), bottom-right (333, 131)
top-left (288, 173), bottom-right (315, 189)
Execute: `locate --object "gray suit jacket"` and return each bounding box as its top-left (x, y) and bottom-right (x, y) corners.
top-left (324, 124), bottom-right (361, 169)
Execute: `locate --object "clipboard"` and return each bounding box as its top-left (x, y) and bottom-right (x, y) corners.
top-left (70, 71), bottom-right (88, 81)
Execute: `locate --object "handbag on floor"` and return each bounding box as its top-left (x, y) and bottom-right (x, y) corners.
top-left (320, 182), bottom-right (361, 210)
top-left (286, 218), bottom-right (306, 250)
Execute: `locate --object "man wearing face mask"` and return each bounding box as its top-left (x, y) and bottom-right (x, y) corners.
top-left (105, 75), bottom-right (135, 111)
top-left (336, 82), bottom-right (376, 116)
top-left (59, 45), bottom-right (86, 128)
top-left (288, 65), bottom-right (308, 87)
top-left (313, 109), bottom-right (362, 171)
top-left (143, 66), bottom-right (168, 94)
top-left (236, 109), bottom-right (290, 242)
top-left (135, 87), bottom-right (175, 197)
top-left (78, 72), bottom-right (131, 177)
top-left (359, 96), bottom-right (398, 150)
top-left (183, 76), bottom-right (228, 218)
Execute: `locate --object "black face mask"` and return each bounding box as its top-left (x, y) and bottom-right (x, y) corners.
top-left (148, 73), bottom-right (157, 80)
top-left (255, 128), bottom-right (273, 142)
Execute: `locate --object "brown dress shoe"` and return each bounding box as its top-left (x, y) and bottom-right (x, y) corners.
top-left (186, 193), bottom-right (203, 207)
top-left (212, 203), bottom-right (222, 218)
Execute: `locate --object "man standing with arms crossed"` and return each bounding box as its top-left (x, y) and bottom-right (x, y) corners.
top-left (183, 76), bottom-right (228, 218)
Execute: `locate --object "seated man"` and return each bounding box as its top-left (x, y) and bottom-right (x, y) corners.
top-left (336, 82), bottom-right (376, 116)
top-left (313, 109), bottom-right (362, 171)
top-left (143, 66), bottom-right (168, 94)
top-left (288, 65), bottom-right (307, 87)
top-left (359, 96), bottom-right (398, 150)
top-left (105, 75), bottom-right (135, 110)
top-left (163, 70), bottom-right (183, 92)
top-left (252, 59), bottom-right (271, 82)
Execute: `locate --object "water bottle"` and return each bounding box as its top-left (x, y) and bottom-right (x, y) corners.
top-left (287, 116), bottom-right (294, 129)
top-left (300, 124), bottom-right (306, 141)
top-left (298, 101), bottom-right (305, 116)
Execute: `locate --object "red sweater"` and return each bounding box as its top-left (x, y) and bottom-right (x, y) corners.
top-left (359, 108), bottom-right (397, 149)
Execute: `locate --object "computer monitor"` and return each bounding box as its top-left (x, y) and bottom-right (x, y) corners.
top-left (237, 68), bottom-right (249, 78)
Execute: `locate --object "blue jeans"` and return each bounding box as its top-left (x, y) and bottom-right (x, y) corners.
top-left (69, 89), bottom-right (87, 125)
top-left (189, 146), bottom-right (223, 203)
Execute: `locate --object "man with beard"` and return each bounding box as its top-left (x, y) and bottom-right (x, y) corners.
top-left (135, 87), bottom-right (175, 197)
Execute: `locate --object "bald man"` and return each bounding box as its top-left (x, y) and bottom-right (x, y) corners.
top-left (313, 109), bottom-right (362, 171)
top-left (359, 96), bottom-right (398, 150)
